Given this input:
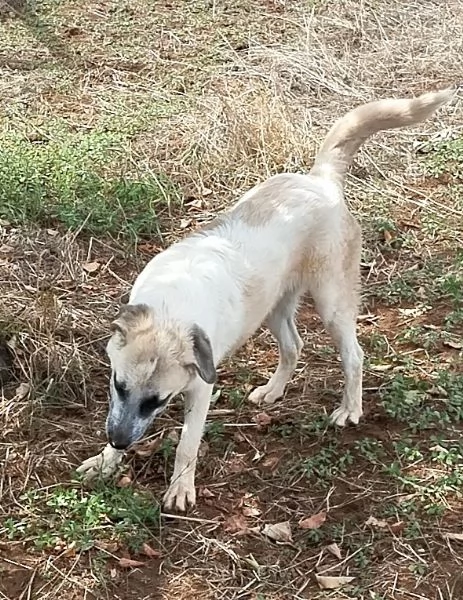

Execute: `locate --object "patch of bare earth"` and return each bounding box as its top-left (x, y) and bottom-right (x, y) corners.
top-left (1, 0), bottom-right (463, 599)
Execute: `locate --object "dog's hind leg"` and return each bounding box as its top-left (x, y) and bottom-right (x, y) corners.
top-left (309, 248), bottom-right (364, 426)
top-left (249, 292), bottom-right (303, 404)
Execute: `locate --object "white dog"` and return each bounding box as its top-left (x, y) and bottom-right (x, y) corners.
top-left (77, 89), bottom-right (453, 511)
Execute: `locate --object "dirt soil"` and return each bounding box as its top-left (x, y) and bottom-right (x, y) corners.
top-left (1, 0), bottom-right (463, 599)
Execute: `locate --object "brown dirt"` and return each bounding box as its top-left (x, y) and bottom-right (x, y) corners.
top-left (1, 0), bottom-right (463, 598)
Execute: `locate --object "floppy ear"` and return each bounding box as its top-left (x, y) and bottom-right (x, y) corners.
top-left (190, 325), bottom-right (216, 384)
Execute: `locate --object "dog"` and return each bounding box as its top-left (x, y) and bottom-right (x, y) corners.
top-left (77, 88), bottom-right (453, 511)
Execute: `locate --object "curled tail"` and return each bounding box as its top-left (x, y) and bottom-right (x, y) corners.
top-left (310, 88), bottom-right (455, 185)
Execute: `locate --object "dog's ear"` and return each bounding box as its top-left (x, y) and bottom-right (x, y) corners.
top-left (190, 325), bottom-right (216, 384)
top-left (110, 304), bottom-right (152, 342)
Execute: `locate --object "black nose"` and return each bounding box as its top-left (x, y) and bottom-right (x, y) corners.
top-left (109, 438), bottom-right (130, 450)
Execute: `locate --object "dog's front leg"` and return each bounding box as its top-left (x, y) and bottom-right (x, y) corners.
top-left (163, 379), bottom-right (213, 512)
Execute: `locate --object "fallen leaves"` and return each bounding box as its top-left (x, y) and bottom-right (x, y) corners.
top-left (82, 261), bottom-right (100, 274)
top-left (115, 544), bottom-right (161, 569)
top-left (223, 513), bottom-right (249, 536)
top-left (325, 542), bottom-right (342, 560)
top-left (179, 218), bottom-right (192, 229)
top-left (262, 521), bottom-right (293, 543)
top-left (242, 505), bottom-right (261, 518)
top-left (365, 515), bottom-right (388, 529)
top-left (137, 242), bottom-right (161, 255)
top-left (95, 540), bottom-right (119, 553)
top-left (260, 454), bottom-right (280, 472)
top-left (133, 438), bottom-right (163, 458)
top-left (14, 382), bottom-right (31, 400)
top-left (315, 574), bottom-right (355, 590)
top-left (365, 516), bottom-right (405, 534)
top-left (198, 486), bottom-right (215, 498)
top-left (116, 475), bottom-right (132, 488)
top-left (299, 511), bottom-right (326, 530)
top-left (141, 543), bottom-right (161, 559)
top-left (254, 412), bottom-right (272, 428)
top-left (118, 557), bottom-right (145, 569)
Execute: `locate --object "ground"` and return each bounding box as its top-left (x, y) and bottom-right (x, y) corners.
top-left (0, 0), bottom-right (462, 598)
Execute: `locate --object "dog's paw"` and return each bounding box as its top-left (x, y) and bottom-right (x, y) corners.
top-left (330, 405), bottom-right (363, 427)
top-left (248, 384), bottom-right (282, 405)
top-left (76, 444), bottom-right (124, 483)
top-left (163, 476), bottom-right (196, 512)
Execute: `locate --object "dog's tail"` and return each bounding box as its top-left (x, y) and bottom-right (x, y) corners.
top-left (310, 88), bottom-right (454, 186)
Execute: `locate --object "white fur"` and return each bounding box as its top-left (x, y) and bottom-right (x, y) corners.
top-left (77, 89), bottom-right (453, 511)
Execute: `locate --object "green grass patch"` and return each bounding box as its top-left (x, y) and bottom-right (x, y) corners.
top-left (0, 127), bottom-right (181, 239)
top-left (3, 483), bottom-right (159, 551)
top-left (301, 441), bottom-right (354, 482)
top-left (371, 251), bottom-right (463, 314)
top-left (420, 135), bottom-right (463, 179)
top-left (381, 371), bottom-right (463, 432)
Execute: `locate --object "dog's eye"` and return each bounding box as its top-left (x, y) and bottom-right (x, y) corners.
top-left (139, 394), bottom-right (167, 418)
top-left (113, 375), bottom-right (128, 398)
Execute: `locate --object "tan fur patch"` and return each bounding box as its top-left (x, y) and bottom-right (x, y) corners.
top-left (111, 304), bottom-right (154, 339)
top-left (232, 197), bottom-right (276, 227)
top-left (289, 246), bottom-right (328, 288)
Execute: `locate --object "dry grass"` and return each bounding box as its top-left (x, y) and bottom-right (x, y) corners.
top-left (0, 0), bottom-right (463, 599)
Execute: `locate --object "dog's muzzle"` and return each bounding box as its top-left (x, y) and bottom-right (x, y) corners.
top-left (108, 438), bottom-right (130, 450)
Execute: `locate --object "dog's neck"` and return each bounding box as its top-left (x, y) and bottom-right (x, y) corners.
top-left (128, 236), bottom-right (248, 364)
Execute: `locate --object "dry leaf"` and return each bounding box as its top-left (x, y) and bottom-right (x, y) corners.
top-left (445, 532), bottom-right (463, 542)
top-left (299, 511), bottom-right (327, 530)
top-left (223, 513), bottom-right (249, 536)
top-left (134, 438), bottom-right (162, 458)
top-left (95, 540), bottom-right (119, 553)
top-left (227, 456), bottom-right (246, 474)
top-left (261, 455), bottom-right (280, 471)
top-left (316, 575), bottom-right (355, 590)
top-left (180, 218), bottom-right (192, 229)
top-left (82, 261), bottom-right (100, 273)
top-left (137, 242), bottom-right (160, 255)
top-left (365, 516), bottom-right (388, 529)
top-left (15, 383), bottom-right (31, 400)
top-left (118, 557), bottom-right (145, 569)
top-left (326, 542), bottom-right (342, 560)
top-left (0, 244), bottom-right (14, 253)
top-left (389, 521), bottom-right (405, 534)
top-left (61, 543), bottom-right (77, 558)
top-left (117, 476), bottom-right (132, 488)
top-left (255, 412), bottom-right (272, 427)
top-left (141, 543), bottom-right (161, 558)
top-left (47, 229), bottom-right (59, 237)
top-left (167, 429), bottom-right (180, 444)
top-left (188, 198), bottom-right (203, 209)
top-left (262, 521), bottom-right (293, 543)
top-left (383, 229), bottom-right (394, 243)
top-left (242, 506), bottom-right (261, 518)
top-left (199, 486), bottom-right (215, 498)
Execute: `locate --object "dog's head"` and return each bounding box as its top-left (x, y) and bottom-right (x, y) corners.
top-left (105, 304), bottom-right (216, 450)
